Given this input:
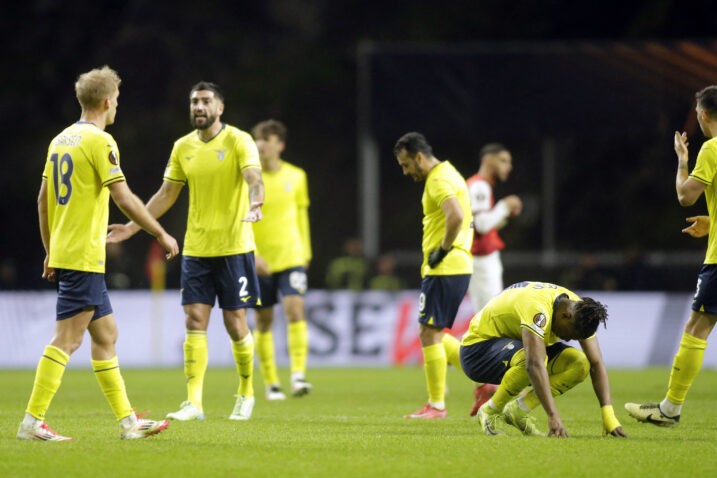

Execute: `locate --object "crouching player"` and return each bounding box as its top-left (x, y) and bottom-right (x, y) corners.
top-left (459, 281), bottom-right (627, 438)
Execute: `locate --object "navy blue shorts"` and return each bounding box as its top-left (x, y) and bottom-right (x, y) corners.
top-left (55, 269), bottom-right (113, 321)
top-left (460, 338), bottom-right (571, 384)
top-left (258, 266), bottom-right (308, 308)
top-left (181, 253), bottom-right (261, 309)
top-left (691, 264), bottom-right (717, 315)
top-left (418, 274), bottom-right (471, 329)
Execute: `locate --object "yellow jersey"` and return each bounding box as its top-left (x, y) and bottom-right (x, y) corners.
top-left (42, 122), bottom-right (126, 273)
top-left (252, 160), bottom-right (311, 272)
top-left (688, 136), bottom-right (717, 264)
top-left (461, 282), bottom-right (581, 347)
top-left (164, 124), bottom-right (261, 257)
top-left (421, 161), bottom-right (473, 277)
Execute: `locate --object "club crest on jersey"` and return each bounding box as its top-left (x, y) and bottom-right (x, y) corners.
top-left (108, 150), bottom-right (119, 165)
top-left (215, 148), bottom-right (228, 160)
top-left (533, 313), bottom-right (547, 328)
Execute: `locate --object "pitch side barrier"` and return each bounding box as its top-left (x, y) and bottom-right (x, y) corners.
top-left (0, 290), bottom-right (711, 369)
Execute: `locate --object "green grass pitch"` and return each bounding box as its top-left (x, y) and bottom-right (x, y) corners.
top-left (1, 367), bottom-right (716, 477)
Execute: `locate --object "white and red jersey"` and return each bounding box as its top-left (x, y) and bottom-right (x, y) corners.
top-left (465, 173), bottom-right (509, 257)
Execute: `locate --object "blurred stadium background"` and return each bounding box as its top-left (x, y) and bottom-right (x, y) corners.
top-left (1, 0), bottom-right (715, 293)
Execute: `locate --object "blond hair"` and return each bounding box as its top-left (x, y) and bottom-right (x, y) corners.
top-left (74, 65), bottom-right (121, 110)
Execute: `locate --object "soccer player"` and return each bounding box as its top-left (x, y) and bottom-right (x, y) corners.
top-left (466, 143), bottom-right (522, 313)
top-left (460, 281), bottom-right (626, 438)
top-left (107, 82), bottom-right (264, 421)
top-left (625, 86), bottom-right (717, 427)
top-left (394, 132), bottom-right (474, 419)
top-left (465, 143), bottom-right (522, 416)
top-left (251, 119), bottom-right (312, 400)
top-left (17, 66), bottom-right (179, 442)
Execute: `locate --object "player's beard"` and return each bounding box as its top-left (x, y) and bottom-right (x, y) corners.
top-left (190, 112), bottom-right (217, 130)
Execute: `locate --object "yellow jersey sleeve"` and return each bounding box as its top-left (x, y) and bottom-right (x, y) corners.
top-left (689, 141), bottom-right (717, 186)
top-left (163, 146), bottom-right (187, 185)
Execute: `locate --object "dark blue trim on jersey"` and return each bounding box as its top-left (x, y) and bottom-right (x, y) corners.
top-left (197, 123), bottom-right (226, 143)
top-left (552, 293), bottom-right (568, 321)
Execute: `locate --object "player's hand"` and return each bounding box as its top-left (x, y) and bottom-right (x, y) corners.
top-left (674, 131), bottom-right (689, 159)
top-left (547, 415), bottom-right (569, 438)
top-left (428, 246), bottom-right (452, 268)
top-left (242, 202), bottom-right (263, 223)
top-left (503, 195), bottom-right (522, 216)
top-left (608, 426), bottom-right (628, 438)
top-left (42, 254), bottom-right (56, 282)
top-left (682, 216), bottom-right (710, 238)
top-left (107, 223), bottom-right (134, 243)
top-left (157, 232), bottom-right (180, 260)
top-left (255, 254), bottom-right (271, 276)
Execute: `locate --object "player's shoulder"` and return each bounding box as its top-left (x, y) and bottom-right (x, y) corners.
top-left (224, 124), bottom-right (253, 142)
top-left (280, 160), bottom-right (306, 176)
top-left (174, 130), bottom-right (199, 147)
top-left (700, 137), bottom-right (717, 153)
top-left (466, 172), bottom-right (489, 185)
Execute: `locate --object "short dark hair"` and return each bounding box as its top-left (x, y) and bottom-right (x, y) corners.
top-left (696, 86), bottom-right (717, 117)
top-left (393, 132), bottom-right (433, 158)
top-left (479, 143), bottom-right (509, 160)
top-left (573, 297), bottom-right (608, 339)
top-left (190, 81), bottom-right (224, 103)
top-left (252, 119), bottom-right (287, 142)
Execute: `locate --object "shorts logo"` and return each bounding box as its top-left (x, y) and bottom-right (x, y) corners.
top-left (289, 271), bottom-right (308, 294)
top-left (108, 150), bottom-right (119, 165)
top-left (533, 313), bottom-right (547, 328)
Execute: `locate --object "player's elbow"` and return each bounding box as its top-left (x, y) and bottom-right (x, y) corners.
top-left (677, 194), bottom-right (697, 207)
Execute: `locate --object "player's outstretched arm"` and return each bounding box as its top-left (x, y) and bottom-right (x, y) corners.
top-left (37, 180), bottom-right (55, 282)
top-left (682, 216), bottom-right (710, 238)
top-left (523, 329), bottom-right (568, 438)
top-left (108, 181), bottom-right (179, 259)
top-left (674, 131), bottom-right (706, 206)
top-left (579, 337), bottom-right (627, 438)
top-left (107, 180), bottom-right (183, 243)
top-left (241, 167), bottom-right (264, 223)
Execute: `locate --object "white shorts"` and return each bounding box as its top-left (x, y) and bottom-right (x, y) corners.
top-left (467, 250), bottom-right (503, 314)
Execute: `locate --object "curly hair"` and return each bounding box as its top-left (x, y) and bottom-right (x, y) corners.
top-left (573, 297), bottom-right (608, 339)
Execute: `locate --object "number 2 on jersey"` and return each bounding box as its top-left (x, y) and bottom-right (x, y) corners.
top-left (50, 152), bottom-right (73, 205)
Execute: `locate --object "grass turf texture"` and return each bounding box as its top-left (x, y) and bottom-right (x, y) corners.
top-left (1, 367), bottom-right (716, 477)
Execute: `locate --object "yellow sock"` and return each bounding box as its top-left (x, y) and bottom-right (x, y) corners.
top-left (255, 329), bottom-right (280, 386)
top-left (666, 332), bottom-right (707, 405)
top-left (492, 348), bottom-right (531, 410)
top-left (422, 343), bottom-right (446, 405)
top-left (441, 333), bottom-right (463, 373)
top-left (523, 347), bottom-right (590, 410)
top-left (184, 330), bottom-right (208, 409)
top-left (288, 320), bottom-right (308, 375)
top-left (92, 356), bottom-right (133, 421)
top-left (232, 333), bottom-right (254, 398)
top-left (26, 345), bottom-right (69, 420)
